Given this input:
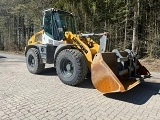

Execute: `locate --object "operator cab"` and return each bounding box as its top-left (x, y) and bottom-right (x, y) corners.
top-left (42, 8), bottom-right (76, 44)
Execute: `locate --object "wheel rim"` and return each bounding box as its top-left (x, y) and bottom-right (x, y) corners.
top-left (60, 58), bottom-right (74, 78)
top-left (28, 54), bottom-right (35, 68)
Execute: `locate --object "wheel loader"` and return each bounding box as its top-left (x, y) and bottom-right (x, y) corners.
top-left (25, 8), bottom-right (150, 93)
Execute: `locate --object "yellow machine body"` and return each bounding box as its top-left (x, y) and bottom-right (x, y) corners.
top-left (28, 30), bottom-right (149, 93)
top-left (26, 8), bottom-right (150, 94)
top-left (64, 32), bottom-right (149, 93)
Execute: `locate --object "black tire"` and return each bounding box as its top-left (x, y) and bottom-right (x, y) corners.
top-left (26, 48), bottom-right (45, 74)
top-left (56, 49), bottom-right (88, 85)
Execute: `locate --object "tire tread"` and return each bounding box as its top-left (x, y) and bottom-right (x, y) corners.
top-left (56, 49), bottom-right (88, 85)
top-left (26, 48), bottom-right (45, 74)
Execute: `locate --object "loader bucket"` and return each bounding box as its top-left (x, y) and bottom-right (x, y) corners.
top-left (91, 52), bottom-right (144, 94)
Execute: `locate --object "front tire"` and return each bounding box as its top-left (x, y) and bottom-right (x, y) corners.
top-left (56, 49), bottom-right (88, 85)
top-left (26, 48), bottom-right (45, 74)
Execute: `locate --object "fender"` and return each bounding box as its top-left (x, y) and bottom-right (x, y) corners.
top-left (54, 44), bottom-right (75, 61)
top-left (25, 45), bottom-right (39, 56)
top-left (25, 44), bottom-right (45, 64)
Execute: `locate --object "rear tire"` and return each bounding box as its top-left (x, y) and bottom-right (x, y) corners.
top-left (56, 49), bottom-right (88, 85)
top-left (26, 48), bottom-right (45, 74)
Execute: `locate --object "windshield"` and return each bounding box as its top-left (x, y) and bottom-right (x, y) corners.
top-left (43, 9), bottom-right (76, 40)
top-left (58, 11), bottom-right (76, 34)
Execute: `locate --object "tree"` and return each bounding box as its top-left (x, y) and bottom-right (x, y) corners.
top-left (0, 0), bottom-right (160, 58)
top-left (132, 0), bottom-right (139, 53)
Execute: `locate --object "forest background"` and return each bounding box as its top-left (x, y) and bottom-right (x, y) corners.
top-left (0, 0), bottom-right (160, 60)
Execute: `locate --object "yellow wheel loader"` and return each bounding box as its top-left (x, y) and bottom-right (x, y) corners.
top-left (25, 8), bottom-right (150, 93)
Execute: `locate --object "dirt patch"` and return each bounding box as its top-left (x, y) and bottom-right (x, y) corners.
top-left (140, 58), bottom-right (160, 73)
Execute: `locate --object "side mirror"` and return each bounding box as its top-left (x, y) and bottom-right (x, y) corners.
top-left (62, 25), bottom-right (67, 32)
